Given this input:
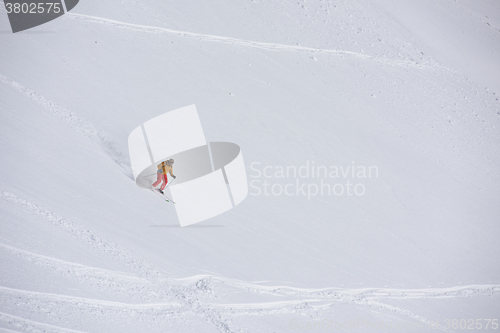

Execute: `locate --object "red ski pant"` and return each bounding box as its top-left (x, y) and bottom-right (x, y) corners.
top-left (152, 172), bottom-right (168, 190)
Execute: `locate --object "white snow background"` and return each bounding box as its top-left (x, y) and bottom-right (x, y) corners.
top-left (0, 0), bottom-right (499, 332)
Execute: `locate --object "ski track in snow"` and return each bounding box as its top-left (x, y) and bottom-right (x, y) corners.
top-left (0, 191), bottom-right (163, 283)
top-left (0, 328), bottom-right (23, 333)
top-left (200, 274), bottom-right (500, 300)
top-left (189, 275), bottom-right (499, 331)
top-left (0, 191), bottom-right (238, 333)
top-left (0, 286), bottom-right (182, 314)
top-left (65, 13), bottom-right (432, 69)
top-left (1, 190), bottom-right (499, 332)
top-left (0, 242), bottom-right (158, 300)
top-left (0, 74), bottom-right (130, 176)
top-left (0, 328), bottom-right (22, 333)
top-left (0, 312), bottom-right (85, 333)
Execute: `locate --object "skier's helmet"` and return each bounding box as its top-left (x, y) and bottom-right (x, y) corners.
top-left (168, 158), bottom-right (174, 164)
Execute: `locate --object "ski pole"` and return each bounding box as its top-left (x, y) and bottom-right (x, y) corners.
top-left (163, 177), bottom-right (176, 191)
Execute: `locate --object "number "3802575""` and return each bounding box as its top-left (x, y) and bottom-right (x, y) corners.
top-left (5, 2), bottom-right (62, 14)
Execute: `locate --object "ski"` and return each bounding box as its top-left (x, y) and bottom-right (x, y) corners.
top-left (151, 188), bottom-right (176, 204)
top-left (150, 176), bottom-right (177, 204)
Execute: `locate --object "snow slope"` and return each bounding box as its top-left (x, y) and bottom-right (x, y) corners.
top-left (1, 0), bottom-right (499, 331)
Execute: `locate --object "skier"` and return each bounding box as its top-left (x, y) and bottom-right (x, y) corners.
top-left (152, 158), bottom-right (176, 194)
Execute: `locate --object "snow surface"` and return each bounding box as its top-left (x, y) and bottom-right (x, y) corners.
top-left (1, 0), bottom-right (499, 332)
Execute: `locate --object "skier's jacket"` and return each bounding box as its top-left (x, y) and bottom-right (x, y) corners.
top-left (157, 161), bottom-right (174, 176)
